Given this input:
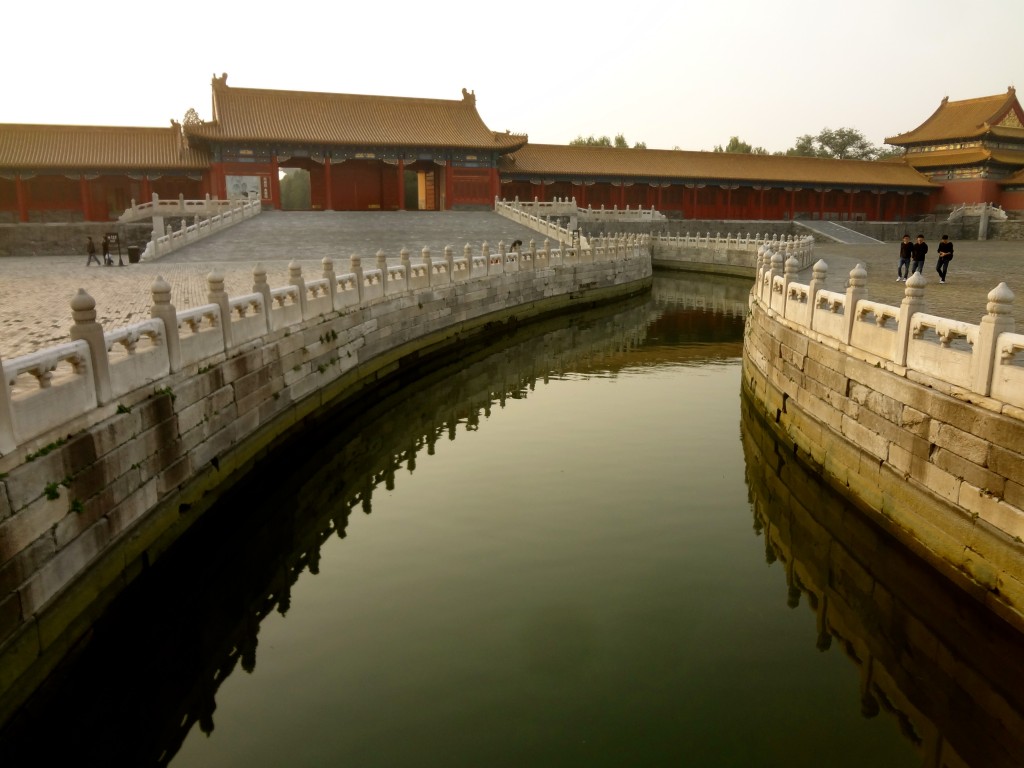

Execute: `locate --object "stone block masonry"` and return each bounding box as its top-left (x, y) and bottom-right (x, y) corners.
top-left (0, 237), bottom-right (652, 724)
top-left (743, 243), bottom-right (1024, 632)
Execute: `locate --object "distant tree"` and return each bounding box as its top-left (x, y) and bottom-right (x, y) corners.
top-left (784, 127), bottom-right (898, 161)
top-left (279, 168), bottom-right (310, 210)
top-left (571, 133), bottom-right (646, 149)
top-left (713, 135), bottom-right (769, 154)
top-left (570, 134), bottom-right (613, 147)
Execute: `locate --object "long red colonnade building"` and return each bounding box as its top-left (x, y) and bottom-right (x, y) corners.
top-left (2, 75), bottom-right (1023, 223)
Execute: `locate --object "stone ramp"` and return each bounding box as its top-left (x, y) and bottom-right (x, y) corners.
top-left (796, 220), bottom-right (884, 245)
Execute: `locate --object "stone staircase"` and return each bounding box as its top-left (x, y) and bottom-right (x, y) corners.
top-left (795, 220), bottom-right (884, 245)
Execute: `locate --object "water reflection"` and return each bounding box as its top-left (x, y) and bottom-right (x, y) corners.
top-left (0, 275), bottom-right (746, 766)
top-left (741, 391), bottom-right (1024, 768)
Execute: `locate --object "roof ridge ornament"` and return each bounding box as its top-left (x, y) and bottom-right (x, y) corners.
top-left (461, 87), bottom-right (476, 105)
top-left (213, 72), bottom-right (228, 88)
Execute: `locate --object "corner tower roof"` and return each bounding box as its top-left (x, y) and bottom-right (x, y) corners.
top-left (183, 73), bottom-right (528, 153)
top-left (886, 87), bottom-right (1024, 146)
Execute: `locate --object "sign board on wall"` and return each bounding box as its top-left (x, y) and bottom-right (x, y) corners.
top-left (226, 175), bottom-right (269, 200)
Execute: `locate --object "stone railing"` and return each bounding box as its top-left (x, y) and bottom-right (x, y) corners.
top-left (653, 232), bottom-right (815, 277)
top-left (0, 233), bottom-right (651, 721)
top-left (138, 197), bottom-right (262, 261)
top-left (0, 235), bottom-right (647, 454)
top-left (744, 244), bottom-right (1024, 626)
top-left (753, 248), bottom-right (1021, 408)
top-left (496, 196), bottom-right (666, 226)
top-left (494, 198), bottom-right (587, 247)
top-left (118, 193), bottom-right (252, 223)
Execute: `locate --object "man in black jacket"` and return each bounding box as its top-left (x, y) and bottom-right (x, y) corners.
top-left (896, 234), bottom-right (912, 281)
top-left (936, 235), bottom-right (954, 283)
top-left (910, 234), bottom-right (928, 276)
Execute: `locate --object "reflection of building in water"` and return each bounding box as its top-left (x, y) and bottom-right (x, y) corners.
top-left (741, 392), bottom-right (1024, 768)
top-left (0, 278), bottom-right (743, 765)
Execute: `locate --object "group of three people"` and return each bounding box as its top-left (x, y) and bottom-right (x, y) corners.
top-left (897, 233), bottom-right (954, 283)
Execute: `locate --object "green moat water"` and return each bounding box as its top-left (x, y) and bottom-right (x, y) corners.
top-left (3, 272), bottom-right (1022, 767)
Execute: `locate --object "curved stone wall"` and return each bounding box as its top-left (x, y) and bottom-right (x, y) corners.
top-left (743, 247), bottom-right (1024, 630)
top-left (0, 238), bottom-right (652, 723)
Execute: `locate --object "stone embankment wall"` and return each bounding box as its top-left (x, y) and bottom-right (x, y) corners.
top-left (0, 224), bottom-right (153, 257)
top-left (742, 247), bottom-right (1024, 629)
top-left (651, 232), bottom-right (815, 277)
top-left (0, 237), bottom-right (652, 722)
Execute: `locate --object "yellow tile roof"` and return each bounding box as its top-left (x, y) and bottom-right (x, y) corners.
top-left (886, 88), bottom-right (1023, 145)
top-left (903, 147), bottom-right (1024, 169)
top-left (0, 123), bottom-right (209, 170)
top-left (1001, 167), bottom-right (1024, 186)
top-left (184, 74), bottom-right (527, 152)
top-left (499, 144), bottom-right (936, 188)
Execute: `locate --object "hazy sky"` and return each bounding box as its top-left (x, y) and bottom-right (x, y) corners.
top-left (4, 0), bottom-right (1021, 153)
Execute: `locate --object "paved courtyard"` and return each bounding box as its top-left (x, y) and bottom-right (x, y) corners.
top-left (0, 211), bottom-right (1021, 360)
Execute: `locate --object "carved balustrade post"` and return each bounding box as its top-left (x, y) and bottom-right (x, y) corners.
top-left (69, 289), bottom-right (112, 404)
top-left (482, 242), bottom-right (492, 275)
top-left (782, 255), bottom-right (800, 318)
top-left (843, 264), bottom-right (868, 344)
top-left (400, 248), bottom-right (411, 291)
top-left (0, 346), bottom-right (15, 454)
top-left (207, 270), bottom-right (233, 349)
top-left (322, 256), bottom-right (337, 309)
top-left (252, 263), bottom-right (272, 327)
top-left (150, 275), bottom-right (182, 372)
top-left (463, 243), bottom-right (472, 279)
top-left (806, 260), bottom-right (828, 329)
top-left (376, 250), bottom-right (388, 295)
top-left (768, 251), bottom-right (785, 313)
top-left (421, 246), bottom-right (432, 286)
top-left (287, 261), bottom-right (307, 319)
top-left (971, 282), bottom-right (1016, 396)
top-left (528, 239), bottom-right (537, 271)
top-left (350, 254), bottom-right (364, 303)
top-left (894, 271), bottom-right (927, 367)
top-left (542, 239), bottom-right (550, 268)
top-left (444, 245), bottom-right (454, 283)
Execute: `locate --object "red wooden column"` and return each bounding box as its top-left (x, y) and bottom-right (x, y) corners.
top-left (619, 183), bottom-right (626, 208)
top-left (656, 185), bottom-right (663, 210)
top-left (875, 191), bottom-right (882, 220)
top-left (270, 157), bottom-right (281, 209)
top-left (818, 188), bottom-right (825, 219)
top-left (726, 187), bottom-right (733, 218)
top-left (397, 160), bottom-right (405, 211)
top-left (487, 167), bottom-right (498, 207)
top-left (15, 176), bottom-right (29, 222)
top-left (79, 176), bottom-right (93, 222)
top-left (323, 158), bottom-right (333, 211)
top-left (759, 187), bottom-right (766, 219)
top-left (142, 177), bottom-right (152, 203)
top-left (901, 191), bottom-right (908, 220)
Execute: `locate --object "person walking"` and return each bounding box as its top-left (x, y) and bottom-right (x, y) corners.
top-left (85, 236), bottom-right (101, 266)
top-left (910, 234), bottom-right (928, 276)
top-left (936, 234), bottom-right (953, 283)
top-left (896, 234), bottom-right (912, 281)
top-left (102, 237), bottom-right (113, 266)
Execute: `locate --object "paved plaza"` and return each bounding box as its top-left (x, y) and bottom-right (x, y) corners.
top-left (0, 212), bottom-right (1021, 360)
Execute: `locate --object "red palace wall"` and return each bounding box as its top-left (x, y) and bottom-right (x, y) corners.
top-left (449, 167), bottom-right (496, 208)
top-left (932, 178), bottom-right (1005, 207)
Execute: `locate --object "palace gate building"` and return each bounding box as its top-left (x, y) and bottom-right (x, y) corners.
top-left (1, 75), bottom-right (1022, 223)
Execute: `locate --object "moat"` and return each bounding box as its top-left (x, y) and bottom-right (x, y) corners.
top-left (2, 271), bottom-right (1022, 767)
